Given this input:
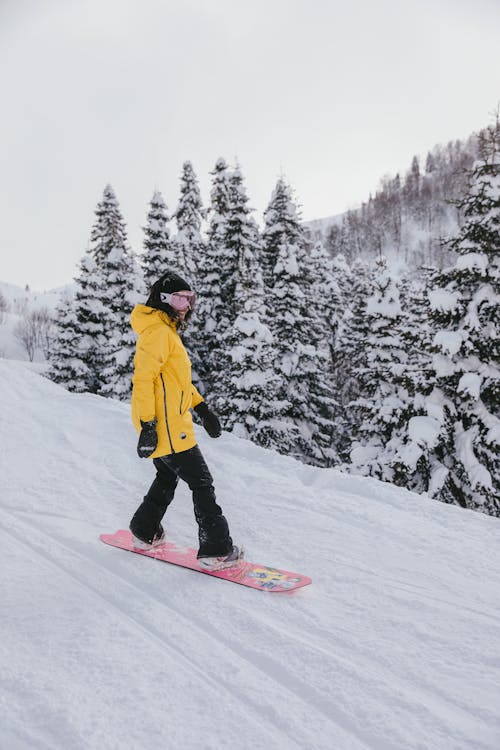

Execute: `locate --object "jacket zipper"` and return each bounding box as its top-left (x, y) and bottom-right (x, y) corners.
top-left (179, 390), bottom-right (184, 414)
top-left (160, 373), bottom-right (175, 454)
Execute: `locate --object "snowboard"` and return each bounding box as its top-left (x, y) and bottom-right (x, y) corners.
top-left (100, 530), bottom-right (312, 593)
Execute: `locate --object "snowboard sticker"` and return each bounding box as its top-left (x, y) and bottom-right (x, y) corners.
top-left (100, 530), bottom-right (312, 593)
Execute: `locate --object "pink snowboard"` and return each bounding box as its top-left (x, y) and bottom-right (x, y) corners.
top-left (100, 530), bottom-right (312, 593)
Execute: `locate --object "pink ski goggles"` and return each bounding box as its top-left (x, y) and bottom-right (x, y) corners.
top-left (160, 290), bottom-right (196, 312)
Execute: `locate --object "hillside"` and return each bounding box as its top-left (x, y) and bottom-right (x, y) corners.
top-left (1, 360), bottom-right (499, 750)
top-left (307, 129), bottom-right (480, 270)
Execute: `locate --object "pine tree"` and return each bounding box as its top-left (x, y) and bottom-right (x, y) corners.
top-left (219, 167), bottom-right (260, 324)
top-left (192, 158), bottom-right (232, 392)
top-left (386, 267), bottom-right (441, 493)
top-left (174, 161), bottom-right (204, 284)
top-left (49, 287), bottom-right (92, 392)
top-left (208, 158), bottom-right (232, 237)
top-left (330, 253), bottom-right (353, 311)
top-left (262, 178), bottom-right (303, 291)
top-left (90, 185), bottom-right (139, 400)
top-left (426, 119), bottom-right (500, 515)
top-left (142, 190), bottom-right (180, 290)
top-left (299, 236), bottom-right (338, 465)
top-left (263, 186), bottom-right (333, 464)
top-left (333, 257), bottom-right (373, 460)
top-left (50, 185), bottom-right (138, 399)
top-left (268, 237), bottom-right (310, 459)
top-left (210, 167), bottom-right (263, 408)
top-left (49, 253), bottom-right (107, 393)
top-left (216, 231), bottom-right (280, 448)
top-left (347, 257), bottom-right (410, 479)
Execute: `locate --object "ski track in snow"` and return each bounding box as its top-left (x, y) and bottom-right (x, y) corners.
top-left (1, 508), bottom-right (371, 750)
top-left (1, 360), bottom-right (500, 750)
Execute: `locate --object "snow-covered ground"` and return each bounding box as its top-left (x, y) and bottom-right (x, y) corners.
top-left (1, 359), bottom-right (499, 750)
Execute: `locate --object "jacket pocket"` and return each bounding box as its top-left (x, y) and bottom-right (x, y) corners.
top-left (179, 390), bottom-right (184, 415)
top-left (160, 373), bottom-right (175, 454)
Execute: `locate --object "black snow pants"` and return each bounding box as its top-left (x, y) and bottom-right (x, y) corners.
top-left (129, 445), bottom-right (233, 558)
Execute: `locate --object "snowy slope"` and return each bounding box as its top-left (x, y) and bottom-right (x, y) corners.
top-left (1, 360), bottom-right (499, 750)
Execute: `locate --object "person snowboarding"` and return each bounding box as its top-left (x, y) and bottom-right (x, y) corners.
top-left (128, 271), bottom-right (242, 571)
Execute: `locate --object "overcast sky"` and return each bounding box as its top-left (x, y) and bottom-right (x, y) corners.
top-left (1, 0), bottom-right (499, 290)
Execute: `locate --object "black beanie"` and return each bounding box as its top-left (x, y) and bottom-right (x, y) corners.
top-left (146, 271), bottom-right (192, 313)
top-left (158, 271), bottom-right (191, 294)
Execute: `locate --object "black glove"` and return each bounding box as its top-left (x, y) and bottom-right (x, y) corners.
top-left (137, 419), bottom-right (158, 458)
top-left (194, 402), bottom-right (222, 438)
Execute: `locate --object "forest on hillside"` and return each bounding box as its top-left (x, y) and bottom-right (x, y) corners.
top-left (316, 132), bottom-right (480, 270)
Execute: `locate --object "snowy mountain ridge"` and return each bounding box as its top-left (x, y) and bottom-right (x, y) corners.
top-left (1, 359), bottom-right (499, 750)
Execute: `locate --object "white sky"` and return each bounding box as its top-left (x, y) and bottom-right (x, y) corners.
top-left (0, 0), bottom-right (499, 290)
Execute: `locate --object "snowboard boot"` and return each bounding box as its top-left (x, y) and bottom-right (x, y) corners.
top-left (198, 545), bottom-right (244, 571)
top-left (131, 523), bottom-right (166, 551)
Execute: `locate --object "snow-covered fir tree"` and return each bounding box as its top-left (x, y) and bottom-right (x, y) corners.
top-left (223, 167), bottom-right (260, 315)
top-left (384, 267), bottom-right (443, 493)
top-left (333, 257), bottom-right (373, 460)
top-left (266, 237), bottom-right (309, 459)
top-left (49, 273), bottom-right (104, 393)
top-left (51, 185), bottom-right (139, 399)
top-left (262, 178), bottom-right (303, 291)
top-left (192, 158), bottom-right (232, 391)
top-left (48, 293), bottom-right (79, 388)
top-left (298, 236), bottom-right (338, 465)
top-left (208, 157), bottom-right (232, 236)
top-left (263, 190), bottom-right (334, 463)
top-left (216, 233), bottom-right (281, 448)
top-left (261, 178), bottom-right (338, 464)
top-left (90, 185), bottom-right (139, 400)
top-left (347, 257), bottom-right (410, 478)
top-left (330, 253), bottom-right (353, 332)
top-left (142, 190), bottom-right (180, 290)
top-left (173, 161), bottom-right (204, 284)
top-left (210, 167), bottom-right (263, 407)
top-left (425, 120), bottom-right (500, 515)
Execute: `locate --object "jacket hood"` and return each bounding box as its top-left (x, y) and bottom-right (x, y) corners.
top-left (130, 304), bottom-right (176, 335)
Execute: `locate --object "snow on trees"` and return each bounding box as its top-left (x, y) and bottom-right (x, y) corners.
top-left (172, 162), bottom-right (206, 386)
top-left (217, 232), bottom-right (280, 448)
top-left (262, 178), bottom-right (303, 291)
top-left (191, 158), bottom-right (232, 392)
top-left (142, 191), bottom-right (180, 291)
top-left (209, 167), bottom-right (267, 412)
top-left (48, 291), bottom-right (88, 390)
top-left (298, 236), bottom-right (338, 465)
top-left (384, 268), bottom-right (444, 493)
top-left (173, 161), bottom-right (205, 284)
top-left (347, 257), bottom-right (410, 479)
top-left (49, 255), bottom-right (107, 393)
top-left (90, 186), bottom-right (140, 400)
top-left (50, 185), bottom-right (139, 400)
top-left (333, 257), bottom-right (372, 460)
top-left (425, 120), bottom-right (500, 515)
top-left (262, 180), bottom-right (335, 465)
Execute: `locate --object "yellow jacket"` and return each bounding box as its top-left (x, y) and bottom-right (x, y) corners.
top-left (130, 304), bottom-right (204, 457)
